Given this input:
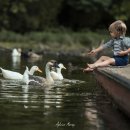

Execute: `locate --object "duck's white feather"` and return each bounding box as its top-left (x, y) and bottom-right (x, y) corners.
top-left (0, 68), bottom-right (23, 80)
top-left (22, 67), bottom-right (30, 84)
top-left (0, 66), bottom-right (42, 80)
top-left (50, 63), bottom-right (66, 80)
top-left (29, 60), bottom-right (58, 85)
top-left (12, 48), bottom-right (21, 57)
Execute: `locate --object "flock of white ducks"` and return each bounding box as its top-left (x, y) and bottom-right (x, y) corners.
top-left (28, 60), bottom-right (62, 85)
top-left (0, 58), bottom-right (66, 86)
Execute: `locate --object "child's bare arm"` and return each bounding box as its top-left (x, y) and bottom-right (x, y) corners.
top-left (88, 46), bottom-right (103, 56)
top-left (118, 48), bottom-right (130, 56)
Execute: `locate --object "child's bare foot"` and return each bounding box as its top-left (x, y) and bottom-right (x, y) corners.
top-left (83, 67), bottom-right (94, 72)
top-left (87, 64), bottom-right (97, 69)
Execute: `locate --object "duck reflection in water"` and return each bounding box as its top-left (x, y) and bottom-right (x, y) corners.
top-left (12, 55), bottom-right (21, 68)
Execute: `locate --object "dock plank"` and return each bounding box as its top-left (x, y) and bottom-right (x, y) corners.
top-left (96, 64), bottom-right (130, 89)
top-left (94, 64), bottom-right (130, 117)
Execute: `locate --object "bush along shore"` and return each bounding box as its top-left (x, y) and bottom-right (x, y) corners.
top-left (0, 30), bottom-right (109, 55)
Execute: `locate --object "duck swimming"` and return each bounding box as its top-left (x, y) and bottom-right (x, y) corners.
top-left (12, 48), bottom-right (21, 57)
top-left (22, 66), bottom-right (42, 85)
top-left (0, 66), bottom-right (42, 80)
top-left (29, 60), bottom-right (59, 86)
top-left (27, 49), bottom-right (42, 59)
top-left (22, 66), bottom-right (30, 85)
top-left (50, 63), bottom-right (66, 80)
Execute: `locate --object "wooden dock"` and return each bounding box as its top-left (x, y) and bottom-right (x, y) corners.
top-left (94, 64), bottom-right (130, 117)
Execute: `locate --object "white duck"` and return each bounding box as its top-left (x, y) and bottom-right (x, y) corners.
top-left (22, 66), bottom-right (41, 85)
top-left (0, 66), bottom-right (42, 80)
top-left (12, 48), bottom-right (21, 57)
top-left (29, 60), bottom-right (59, 85)
top-left (50, 63), bottom-right (66, 80)
top-left (22, 66), bottom-right (30, 85)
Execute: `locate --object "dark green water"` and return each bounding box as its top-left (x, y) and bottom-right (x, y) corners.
top-left (0, 51), bottom-right (129, 130)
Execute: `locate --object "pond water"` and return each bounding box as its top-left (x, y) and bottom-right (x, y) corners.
top-left (0, 50), bottom-right (130, 130)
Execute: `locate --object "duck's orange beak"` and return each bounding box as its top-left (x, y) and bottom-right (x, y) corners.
top-left (63, 66), bottom-right (66, 69)
top-left (37, 68), bottom-right (42, 73)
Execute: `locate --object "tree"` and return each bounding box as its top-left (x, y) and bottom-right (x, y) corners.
top-left (58, 0), bottom-right (113, 30)
top-left (0, 0), bottom-right (63, 32)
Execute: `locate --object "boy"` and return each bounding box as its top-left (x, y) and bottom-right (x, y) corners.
top-left (84, 20), bottom-right (130, 72)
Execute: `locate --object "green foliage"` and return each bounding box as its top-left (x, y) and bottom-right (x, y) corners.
top-left (0, 0), bottom-right (130, 32)
top-left (0, 30), bottom-right (27, 42)
top-left (110, 0), bottom-right (130, 21)
top-left (67, 0), bottom-right (112, 11)
top-left (58, 0), bottom-right (113, 30)
top-left (0, 30), bottom-right (108, 51)
top-left (0, 0), bottom-right (63, 32)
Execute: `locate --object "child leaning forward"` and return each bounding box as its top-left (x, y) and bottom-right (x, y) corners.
top-left (84, 20), bottom-right (130, 72)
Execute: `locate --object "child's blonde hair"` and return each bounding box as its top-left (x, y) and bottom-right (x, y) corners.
top-left (109, 20), bottom-right (127, 36)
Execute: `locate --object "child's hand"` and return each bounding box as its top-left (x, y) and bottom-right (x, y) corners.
top-left (88, 50), bottom-right (96, 56)
top-left (118, 51), bottom-right (127, 56)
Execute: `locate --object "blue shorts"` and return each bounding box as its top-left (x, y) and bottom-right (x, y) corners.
top-left (113, 55), bottom-right (129, 66)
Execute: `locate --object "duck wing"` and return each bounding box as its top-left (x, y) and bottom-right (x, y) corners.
top-left (29, 75), bottom-right (45, 83)
top-left (28, 80), bottom-right (43, 86)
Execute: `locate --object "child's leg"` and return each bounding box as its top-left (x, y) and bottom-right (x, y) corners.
top-left (88, 57), bottom-right (115, 69)
top-left (95, 58), bottom-right (115, 67)
top-left (87, 56), bottom-right (112, 68)
top-left (94, 56), bottom-right (111, 64)
top-left (83, 56), bottom-right (115, 72)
